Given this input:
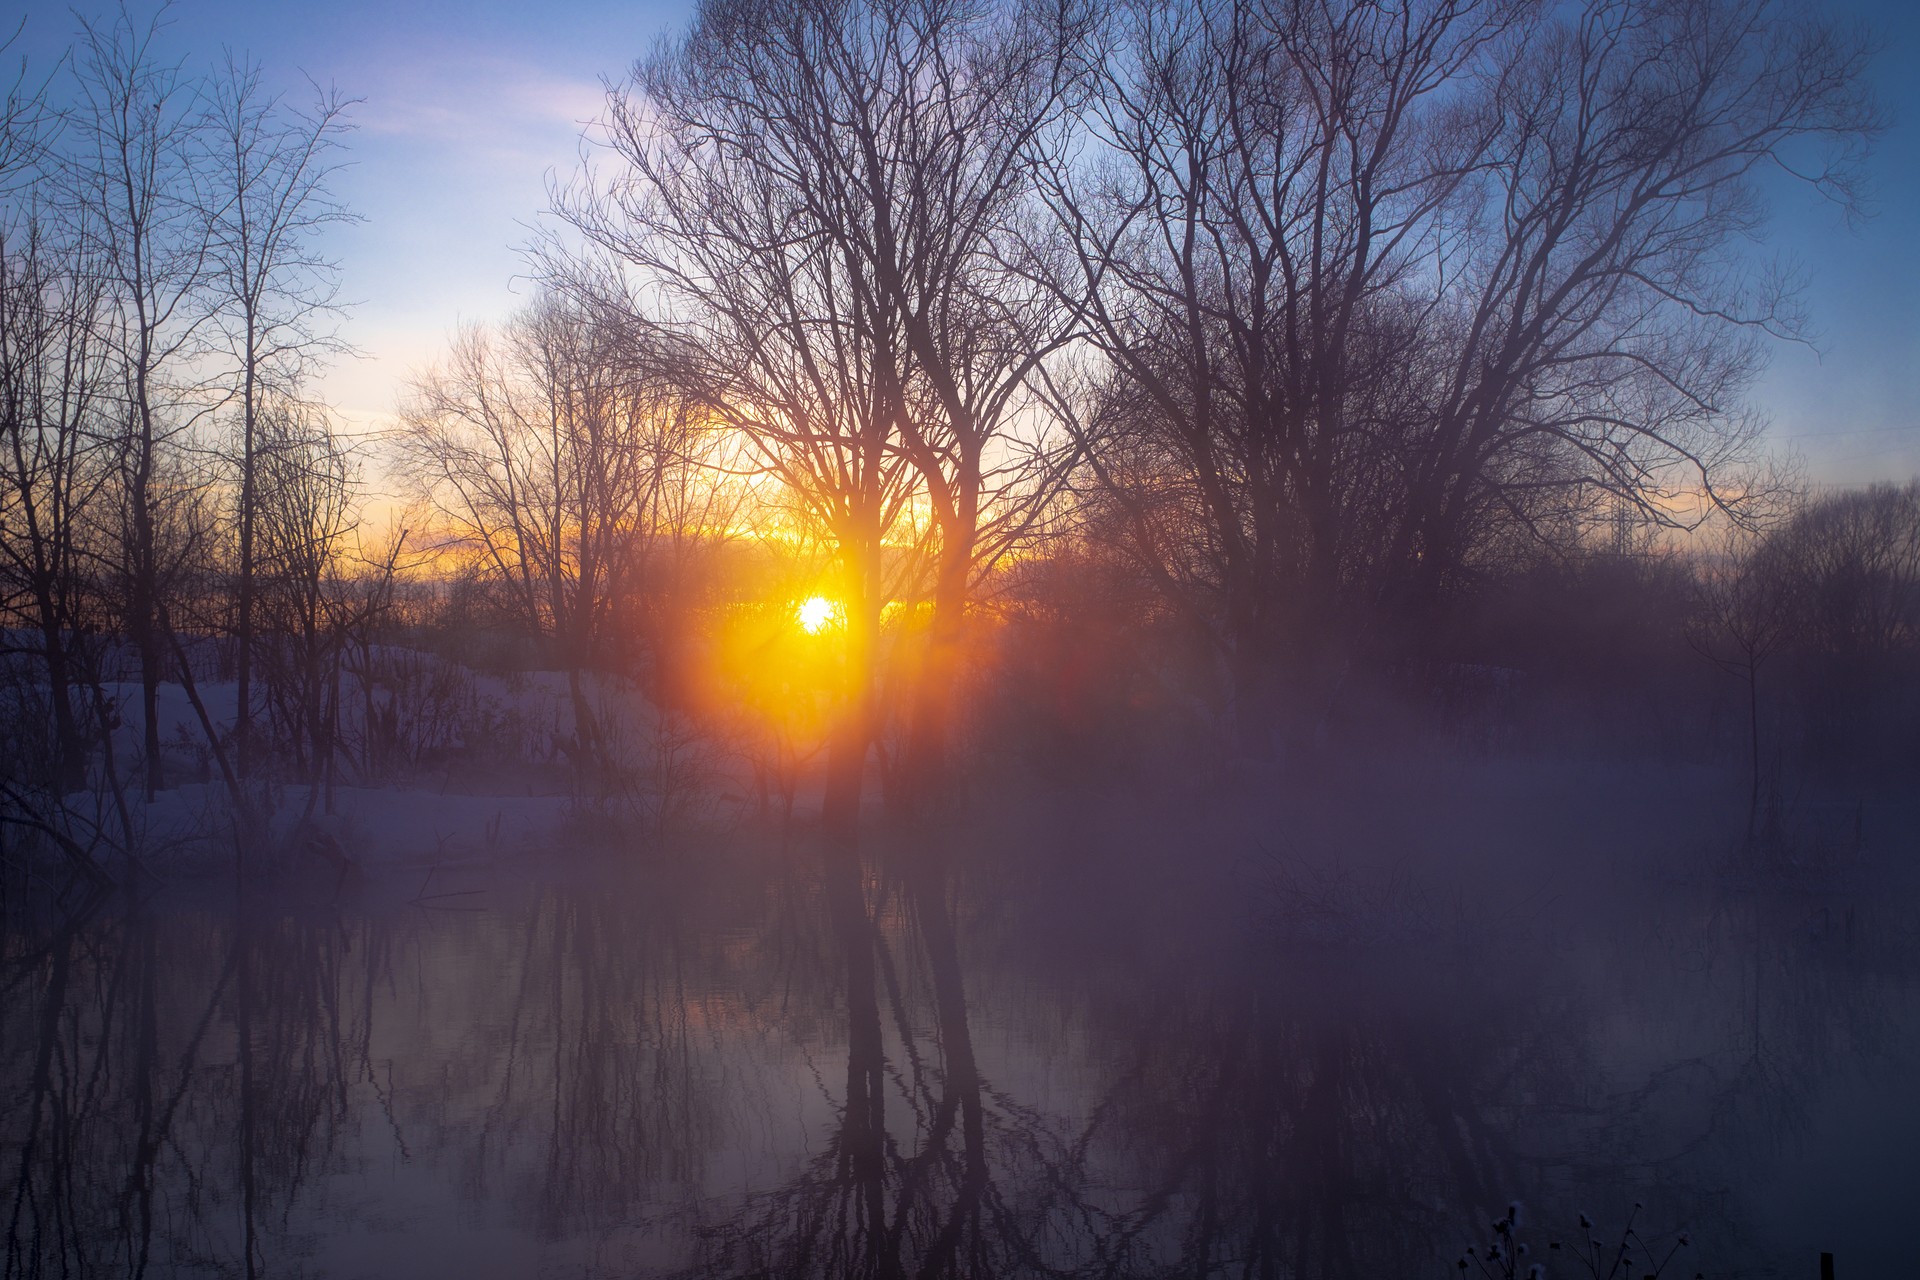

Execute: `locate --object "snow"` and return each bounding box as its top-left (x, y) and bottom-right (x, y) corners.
top-left (27, 651), bottom-right (759, 873)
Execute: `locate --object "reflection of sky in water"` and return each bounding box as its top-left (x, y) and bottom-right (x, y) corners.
top-left (5, 825), bottom-right (1918, 1278)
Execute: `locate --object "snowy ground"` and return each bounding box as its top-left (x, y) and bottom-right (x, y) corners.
top-left (47, 657), bottom-right (766, 873)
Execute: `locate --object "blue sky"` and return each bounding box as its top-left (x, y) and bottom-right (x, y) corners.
top-left (11, 0), bottom-right (1918, 488)
top-left (1752, 0), bottom-right (1920, 487)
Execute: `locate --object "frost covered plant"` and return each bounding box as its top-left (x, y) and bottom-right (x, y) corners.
top-left (1459, 1202), bottom-right (1700, 1280)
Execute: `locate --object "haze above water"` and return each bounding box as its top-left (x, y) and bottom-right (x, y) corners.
top-left (6, 763), bottom-right (1916, 1279)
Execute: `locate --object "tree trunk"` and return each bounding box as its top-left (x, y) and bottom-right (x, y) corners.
top-left (823, 824), bottom-right (889, 1272)
top-left (1747, 656), bottom-right (1762, 835)
top-left (895, 527), bottom-right (973, 818)
top-left (131, 356), bottom-right (165, 800)
top-left (565, 661), bottom-right (602, 782)
top-left (36, 603), bottom-right (88, 794)
top-left (133, 574), bottom-right (164, 799)
top-left (235, 357), bottom-right (256, 777)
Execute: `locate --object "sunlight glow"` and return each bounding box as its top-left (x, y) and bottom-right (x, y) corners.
top-left (796, 595), bottom-right (840, 634)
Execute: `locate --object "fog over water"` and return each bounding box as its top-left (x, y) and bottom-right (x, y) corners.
top-left (7, 762), bottom-right (1916, 1279)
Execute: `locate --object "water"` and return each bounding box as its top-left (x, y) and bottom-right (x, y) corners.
top-left (4, 811), bottom-right (1917, 1278)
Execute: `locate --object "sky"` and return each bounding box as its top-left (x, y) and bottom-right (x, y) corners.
top-left (9, 0), bottom-right (1919, 490)
top-left (10, 0), bottom-right (689, 472)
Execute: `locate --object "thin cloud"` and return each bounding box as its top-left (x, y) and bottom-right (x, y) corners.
top-left (353, 52), bottom-right (605, 170)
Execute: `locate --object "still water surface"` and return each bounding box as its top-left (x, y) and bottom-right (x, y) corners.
top-left (4, 829), bottom-right (1916, 1278)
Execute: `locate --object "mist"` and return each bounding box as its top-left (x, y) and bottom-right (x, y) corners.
top-left (2, 2), bottom-right (1917, 1277)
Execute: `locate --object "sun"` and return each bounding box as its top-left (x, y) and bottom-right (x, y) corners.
top-left (796, 595), bottom-right (839, 634)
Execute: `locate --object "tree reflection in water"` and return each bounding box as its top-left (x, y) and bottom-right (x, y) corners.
top-left (2, 882), bottom-right (374, 1278)
top-left (684, 838), bottom-right (1108, 1279)
top-left (2, 846), bottom-right (1915, 1278)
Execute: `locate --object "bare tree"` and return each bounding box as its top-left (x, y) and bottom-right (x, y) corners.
top-left (396, 296), bottom-right (717, 776)
top-left (561, 0), bottom-right (1099, 841)
top-left (1762, 481), bottom-right (1920, 758)
top-left (251, 398), bottom-right (355, 792)
top-left (65, 7), bottom-right (220, 798)
top-left (1386, 0), bottom-right (1876, 611)
top-left (0, 208), bottom-right (115, 795)
top-left (0, 53), bottom-right (124, 881)
top-left (1049, 0), bottom-right (1532, 749)
top-left (1689, 525), bottom-right (1793, 831)
top-left (559, 0), bottom-right (933, 844)
top-left (1052, 0), bottom-right (1876, 751)
top-left (1768, 482), bottom-right (1920, 664)
top-left (203, 53), bottom-right (356, 778)
top-left (738, 0), bottom-right (1096, 811)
